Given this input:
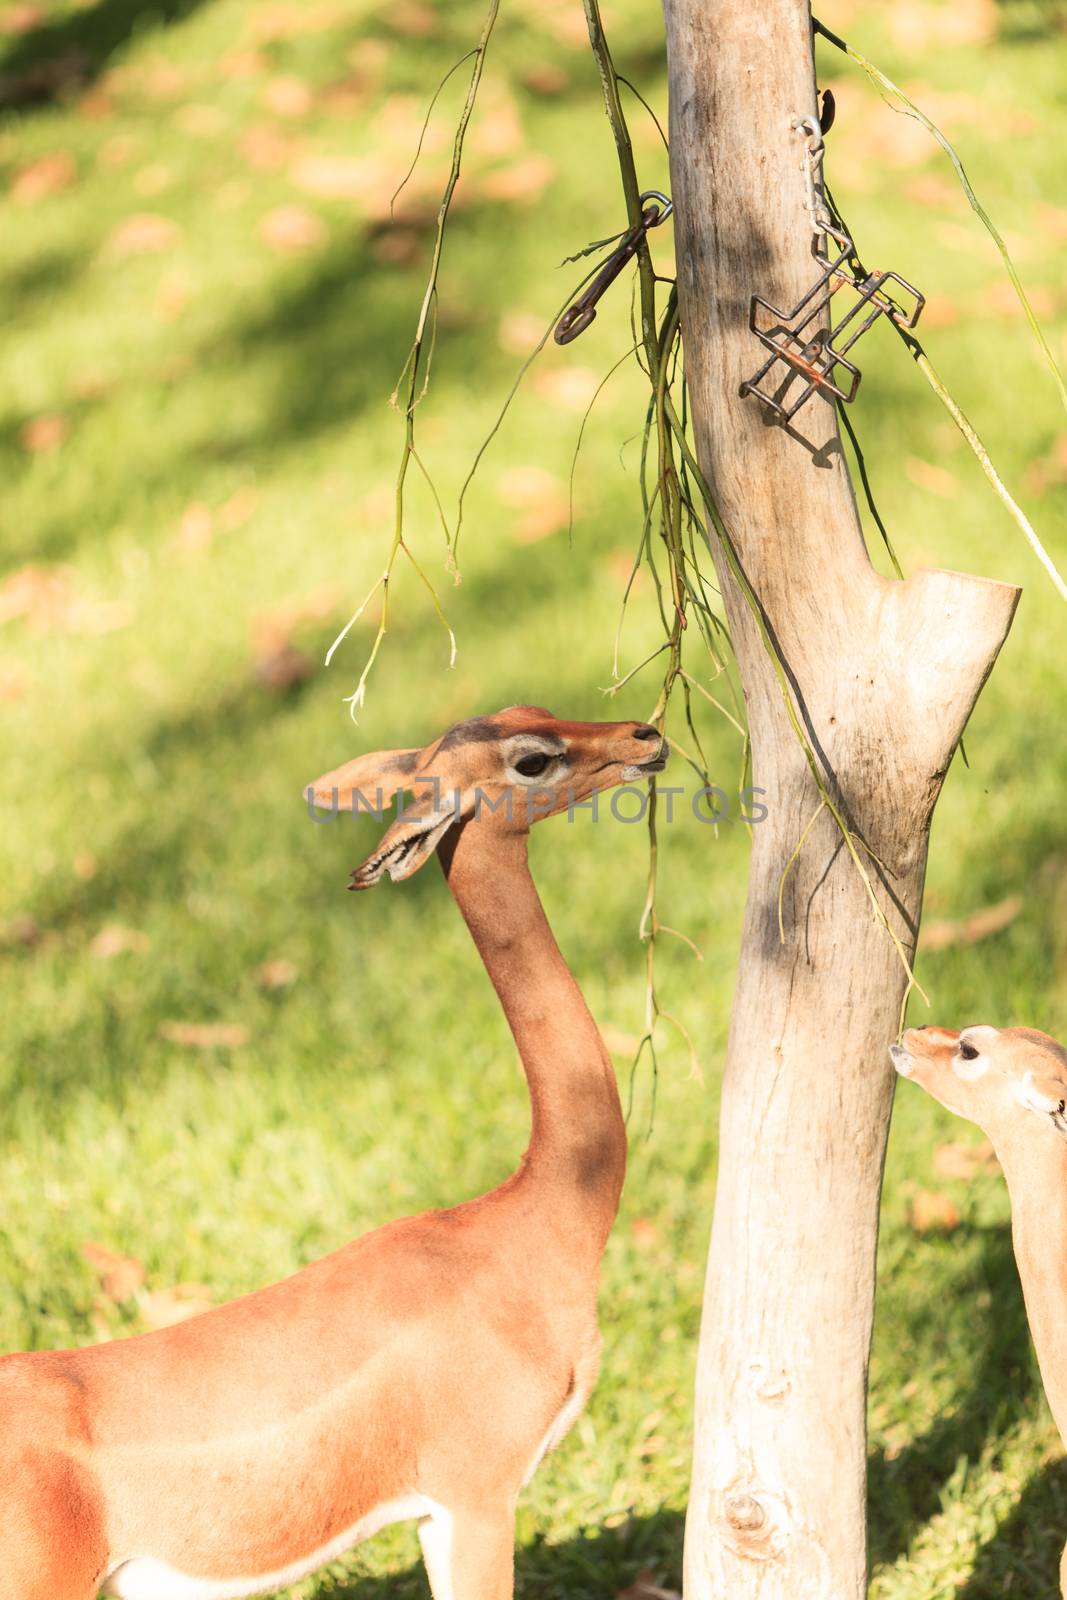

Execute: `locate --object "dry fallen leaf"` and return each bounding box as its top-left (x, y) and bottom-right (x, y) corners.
top-left (2, 3), bottom-right (44, 35)
top-left (254, 643), bottom-right (315, 692)
top-left (139, 1284), bottom-right (214, 1331)
top-left (82, 1241), bottom-right (146, 1303)
top-left (19, 413), bottom-right (67, 453)
top-left (175, 501), bottom-right (214, 553)
top-left (498, 310), bottom-right (546, 356)
top-left (933, 1140), bottom-right (999, 1181)
top-left (255, 956), bottom-right (299, 990)
top-left (521, 63), bottom-right (569, 96)
top-left (290, 152), bottom-right (380, 201)
top-left (923, 894), bottom-right (1023, 952)
top-left (0, 664), bottom-right (26, 701)
top-left (385, 0), bottom-right (438, 36)
top-left (107, 212), bottom-right (181, 257)
top-left (497, 465), bottom-right (560, 507)
top-left (91, 925), bottom-right (149, 959)
top-left (11, 150), bottom-right (76, 203)
top-left (909, 1190), bottom-right (961, 1235)
top-left (160, 1021), bottom-right (250, 1049)
top-left (905, 457), bottom-right (959, 500)
top-left (258, 205), bottom-right (327, 252)
top-left (480, 155), bottom-right (555, 206)
top-left (262, 74), bottom-right (312, 119)
top-left (601, 1025), bottom-right (641, 1057)
top-left (174, 103), bottom-right (227, 138)
top-left (372, 229), bottom-right (421, 267)
top-left (0, 565), bottom-right (129, 635)
top-left (2, 915), bottom-right (41, 948)
top-left (73, 851), bottom-right (98, 882)
top-left (630, 1217), bottom-right (661, 1251)
top-left (239, 123), bottom-right (303, 171)
top-left (617, 1571), bottom-right (682, 1600)
top-left (532, 366), bottom-right (600, 411)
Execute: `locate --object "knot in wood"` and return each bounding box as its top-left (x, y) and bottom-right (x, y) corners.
top-left (724, 1492), bottom-right (766, 1533)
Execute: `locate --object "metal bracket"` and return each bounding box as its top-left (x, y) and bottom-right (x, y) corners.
top-left (739, 230), bottom-right (925, 422)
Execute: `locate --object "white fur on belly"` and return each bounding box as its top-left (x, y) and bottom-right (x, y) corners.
top-left (101, 1495), bottom-right (440, 1600)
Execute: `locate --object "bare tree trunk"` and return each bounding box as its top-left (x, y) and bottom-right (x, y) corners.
top-left (660, 3), bottom-right (1020, 1595)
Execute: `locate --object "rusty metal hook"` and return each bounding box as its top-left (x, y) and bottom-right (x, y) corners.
top-left (554, 191), bottom-right (672, 345)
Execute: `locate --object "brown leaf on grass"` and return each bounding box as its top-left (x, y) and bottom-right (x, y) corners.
top-left (1037, 204), bottom-right (1067, 242)
top-left (255, 957), bottom-right (299, 990)
top-left (498, 310), bottom-right (545, 356)
top-left (291, 152), bottom-right (381, 201)
top-left (82, 1241), bottom-right (146, 1303)
top-left (903, 173), bottom-right (964, 214)
top-left (601, 1025), bottom-right (641, 1057)
top-left (160, 1021), bottom-right (250, 1049)
top-left (248, 2), bottom-right (346, 43)
top-left (262, 74), bottom-right (312, 119)
top-left (2, 915), bottom-right (41, 948)
top-left (532, 366), bottom-right (599, 411)
top-left (970, 280), bottom-right (1057, 321)
top-left (175, 501), bottom-right (214, 553)
top-left (923, 894), bottom-right (1023, 952)
top-left (107, 212), bottom-right (181, 257)
top-left (515, 500), bottom-right (569, 543)
top-left (133, 162), bottom-right (173, 197)
top-left (0, 565), bottom-right (129, 635)
top-left (372, 229), bottom-right (421, 267)
top-left (617, 1572), bottom-right (682, 1600)
top-left (908, 1190), bottom-right (961, 1235)
top-left (0, 664), bottom-right (27, 701)
top-left (19, 413), bottom-right (67, 453)
top-left (254, 644), bottom-right (315, 692)
top-left (905, 457), bottom-right (959, 500)
top-left (2, 3), bottom-right (44, 33)
top-left (73, 851), bottom-right (98, 882)
top-left (1024, 436), bottom-right (1067, 498)
top-left (173, 103), bottom-right (227, 139)
top-left (11, 150), bottom-right (76, 203)
top-left (521, 64), bottom-right (569, 96)
top-left (470, 95), bottom-right (524, 160)
top-left (384, 0), bottom-right (438, 37)
top-left (91, 925), bottom-right (149, 959)
top-left (219, 47), bottom-right (267, 79)
top-left (218, 487), bottom-right (259, 533)
top-left (933, 1140), bottom-right (999, 1181)
top-left (630, 1217), bottom-right (661, 1252)
top-left (497, 465), bottom-right (560, 507)
top-left (258, 205), bottom-right (327, 252)
top-left (890, 0), bottom-right (997, 51)
top-left (139, 1284), bottom-right (214, 1331)
top-left (479, 155), bottom-right (555, 206)
top-left (919, 295), bottom-right (961, 330)
top-left (97, 135), bottom-right (137, 170)
top-left (239, 123), bottom-right (303, 171)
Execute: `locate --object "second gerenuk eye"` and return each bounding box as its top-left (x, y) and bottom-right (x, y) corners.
top-left (515, 754), bottom-right (551, 777)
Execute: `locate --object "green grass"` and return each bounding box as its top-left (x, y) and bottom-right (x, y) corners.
top-left (1, 0), bottom-right (1066, 1593)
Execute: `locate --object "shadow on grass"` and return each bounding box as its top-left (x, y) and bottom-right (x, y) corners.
top-left (869, 1222), bottom-right (1035, 1570)
top-left (0, 0), bottom-right (210, 110)
top-left (325, 1508), bottom-right (684, 1600)
top-left (958, 1457), bottom-right (1067, 1598)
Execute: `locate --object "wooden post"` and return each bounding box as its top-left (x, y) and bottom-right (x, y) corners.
top-left (660, 2), bottom-right (1020, 1595)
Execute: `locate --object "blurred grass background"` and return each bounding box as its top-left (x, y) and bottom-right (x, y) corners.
top-left (1, 0), bottom-right (1065, 1593)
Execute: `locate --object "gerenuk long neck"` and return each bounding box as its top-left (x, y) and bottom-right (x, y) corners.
top-left (994, 1123), bottom-right (1067, 1446)
top-left (438, 819), bottom-right (626, 1249)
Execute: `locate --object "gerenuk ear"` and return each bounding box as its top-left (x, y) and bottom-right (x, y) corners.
top-left (1017, 1069), bottom-right (1067, 1137)
top-left (350, 787), bottom-right (468, 890)
top-left (305, 748), bottom-right (421, 815)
